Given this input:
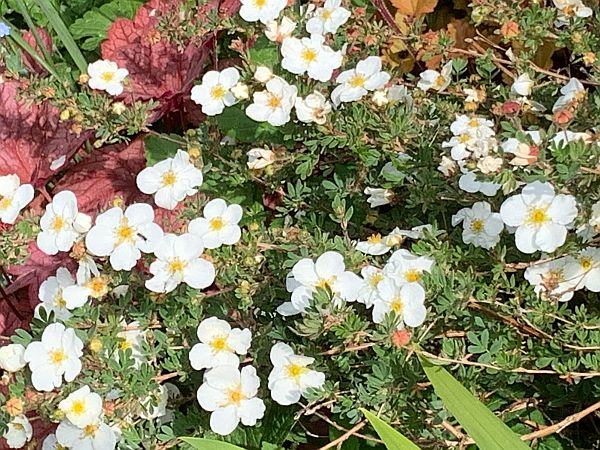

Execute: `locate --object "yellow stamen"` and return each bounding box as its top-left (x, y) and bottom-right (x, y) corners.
top-left (367, 233), bottom-right (383, 244)
top-left (390, 297), bottom-right (404, 314)
top-left (100, 72), bottom-right (115, 82)
top-left (267, 94), bottom-right (282, 109)
top-left (286, 363), bottom-right (308, 380)
top-left (210, 336), bottom-right (230, 352)
top-left (580, 257), bottom-right (593, 271)
top-left (209, 217), bottom-right (225, 231)
top-left (83, 423), bottom-right (98, 437)
top-left (369, 272), bottom-right (384, 287)
top-left (211, 85), bottom-right (226, 100)
top-left (50, 349), bottom-right (67, 365)
top-left (459, 133), bottom-right (471, 144)
top-left (404, 269), bottom-right (422, 283)
top-left (85, 277), bottom-right (108, 298)
top-left (254, 0), bottom-right (266, 7)
top-left (115, 218), bottom-right (135, 245)
top-left (349, 74), bottom-right (366, 88)
top-left (51, 216), bottom-right (66, 232)
top-left (119, 339), bottom-right (132, 351)
top-left (470, 219), bottom-right (484, 233)
top-left (70, 400), bottom-right (86, 416)
top-left (321, 9), bottom-right (333, 20)
top-left (227, 386), bottom-right (245, 405)
top-left (316, 276), bottom-right (336, 290)
top-left (161, 170), bottom-right (177, 187)
top-left (168, 258), bottom-right (186, 274)
top-left (55, 294), bottom-right (67, 309)
top-left (468, 118), bottom-right (479, 128)
top-left (0, 197), bottom-right (12, 210)
top-left (301, 48), bottom-right (318, 63)
top-left (434, 75), bottom-right (447, 89)
top-left (527, 206), bottom-right (549, 226)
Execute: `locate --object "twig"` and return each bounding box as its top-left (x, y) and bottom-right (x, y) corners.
top-left (311, 411), bottom-right (383, 445)
top-left (154, 372), bottom-right (179, 383)
top-left (319, 421), bottom-right (366, 450)
top-left (520, 400), bottom-right (600, 441)
top-left (319, 342), bottom-right (377, 356)
top-left (370, 0), bottom-right (401, 35)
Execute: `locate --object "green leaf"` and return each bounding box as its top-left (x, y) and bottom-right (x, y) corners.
top-left (361, 409), bottom-right (421, 450)
top-left (248, 35), bottom-right (279, 68)
top-left (215, 106), bottom-right (284, 144)
top-left (37, 0), bottom-right (88, 73)
top-left (69, 0), bottom-right (142, 51)
top-left (180, 437), bottom-right (245, 449)
top-left (144, 133), bottom-right (183, 165)
top-left (420, 358), bottom-right (530, 450)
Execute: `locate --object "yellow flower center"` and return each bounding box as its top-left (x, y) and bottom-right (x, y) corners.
top-left (161, 170), bottom-right (177, 187)
top-left (50, 349), bottom-right (67, 365)
top-left (85, 277), bottom-right (108, 298)
top-left (390, 297), bottom-right (404, 314)
top-left (210, 336), bottom-right (230, 352)
top-left (404, 269), bottom-right (422, 283)
top-left (301, 48), bottom-right (318, 63)
top-left (254, 0), bottom-right (266, 7)
top-left (70, 400), bottom-right (86, 415)
top-left (367, 233), bottom-right (383, 244)
top-left (316, 276), bottom-right (336, 290)
top-left (434, 75), bottom-right (447, 89)
top-left (51, 216), bottom-right (67, 232)
top-left (470, 219), bottom-right (484, 233)
top-left (580, 257), bottom-right (593, 271)
top-left (459, 133), bottom-right (471, 144)
top-left (349, 74), bottom-right (367, 88)
top-left (209, 217), bottom-right (225, 231)
top-left (369, 272), bottom-right (384, 287)
top-left (119, 339), bottom-right (132, 351)
top-left (527, 206), bottom-right (549, 226)
top-left (55, 294), bottom-right (67, 309)
top-left (286, 363), bottom-right (308, 380)
top-left (321, 9), bottom-right (333, 20)
top-left (83, 423), bottom-right (99, 438)
top-left (168, 258), bottom-right (187, 274)
top-left (468, 118), bottom-right (479, 128)
top-left (227, 386), bottom-right (245, 405)
top-left (267, 94), bottom-right (282, 109)
top-left (0, 196), bottom-right (12, 210)
top-left (210, 85), bottom-right (227, 100)
top-left (101, 71), bottom-right (115, 82)
top-left (115, 218), bottom-right (136, 245)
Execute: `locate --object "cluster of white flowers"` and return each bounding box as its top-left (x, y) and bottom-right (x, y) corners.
top-left (0, 174), bottom-right (34, 224)
top-left (442, 115), bottom-right (499, 170)
top-left (189, 317), bottom-right (325, 435)
top-left (278, 249), bottom-right (434, 329)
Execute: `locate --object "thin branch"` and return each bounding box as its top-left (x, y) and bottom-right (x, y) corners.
top-left (319, 421), bottom-right (366, 450)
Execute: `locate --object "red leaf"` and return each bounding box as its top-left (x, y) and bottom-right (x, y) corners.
top-left (100, 0), bottom-right (240, 121)
top-left (22, 27), bottom-right (53, 75)
top-left (0, 81), bottom-right (92, 186)
top-left (53, 138), bottom-right (148, 215)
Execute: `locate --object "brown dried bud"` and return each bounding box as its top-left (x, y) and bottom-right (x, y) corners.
top-left (391, 329), bottom-right (411, 347)
top-left (500, 21), bottom-right (520, 39)
top-left (5, 397), bottom-right (24, 416)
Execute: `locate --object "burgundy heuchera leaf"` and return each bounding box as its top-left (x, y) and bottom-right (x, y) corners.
top-left (22, 27), bottom-right (54, 75)
top-left (0, 81), bottom-right (91, 186)
top-left (101, 0), bottom-right (240, 121)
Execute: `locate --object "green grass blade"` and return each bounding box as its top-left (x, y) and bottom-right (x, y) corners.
top-left (180, 437), bottom-right (245, 449)
top-left (36, 0), bottom-right (88, 73)
top-left (14, 0), bottom-right (52, 62)
top-left (361, 409), bottom-right (421, 450)
top-left (1, 18), bottom-right (61, 79)
top-left (420, 358), bottom-right (530, 450)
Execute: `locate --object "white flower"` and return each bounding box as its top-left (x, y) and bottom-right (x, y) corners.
top-left (452, 202), bottom-right (504, 249)
top-left (42, 434), bottom-right (61, 450)
top-left (247, 148), bottom-right (276, 169)
top-left (145, 233), bottom-right (215, 293)
top-left (116, 321), bottom-right (147, 368)
top-left (477, 156), bottom-right (503, 174)
top-left (464, 88), bottom-right (485, 103)
top-left (231, 82), bottom-right (249, 100)
top-left (76, 253), bottom-right (100, 285)
top-left (500, 181), bottom-right (578, 254)
top-left (24, 323), bottom-right (83, 391)
top-left (553, 78), bottom-right (586, 111)
top-left (189, 317), bottom-right (252, 370)
top-left (364, 187), bottom-right (393, 207)
top-left (268, 343), bottom-right (325, 405)
top-left (281, 35), bottom-right (342, 82)
top-left (564, 247), bottom-right (600, 292)
top-left (0, 174), bottom-right (34, 224)
top-left (443, 115), bottom-right (497, 162)
top-left (387, 249), bottom-right (435, 284)
top-left (0, 343), bottom-right (26, 372)
top-left (371, 90), bottom-right (389, 107)
top-left (197, 365), bottom-right (266, 436)
top-left (239, 0), bottom-right (287, 24)
top-left (277, 251), bottom-right (363, 316)
top-left (306, 0), bottom-right (350, 35)
top-left (438, 156), bottom-right (457, 176)
top-left (246, 77), bottom-right (297, 126)
top-left (264, 16), bottom-right (297, 42)
top-left (3, 415), bottom-right (32, 449)
top-left (62, 275), bottom-right (110, 312)
top-left (140, 384), bottom-right (172, 420)
top-left (295, 92), bottom-right (332, 124)
top-left (387, 85), bottom-right (413, 108)
top-left (331, 56), bottom-right (390, 105)
top-left (372, 278), bottom-right (427, 327)
top-left (37, 191), bottom-right (91, 256)
top-left (136, 150), bottom-right (203, 210)
top-left (591, 201), bottom-right (600, 228)
top-left (458, 170), bottom-right (501, 197)
top-left (511, 73), bottom-right (534, 97)
top-left (188, 198), bottom-right (243, 249)
top-left (416, 61), bottom-right (453, 92)
top-left (524, 256), bottom-right (578, 302)
top-left (553, 0), bottom-right (593, 26)
top-left (190, 68), bottom-right (240, 116)
top-left (56, 419), bottom-right (117, 450)
top-left (551, 130), bottom-right (592, 148)
top-left (501, 130), bottom-right (542, 166)
top-left (58, 386), bottom-right (103, 428)
top-left (355, 233), bottom-right (392, 255)
top-left (87, 59), bottom-right (128, 96)
top-left (254, 66), bottom-right (274, 83)
top-left (357, 265), bottom-right (394, 307)
top-left (36, 267), bottom-right (77, 321)
top-left (85, 203), bottom-right (163, 271)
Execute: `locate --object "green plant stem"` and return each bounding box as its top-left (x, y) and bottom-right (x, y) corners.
top-left (36, 0), bottom-right (88, 74)
top-left (14, 0), bottom-right (53, 63)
